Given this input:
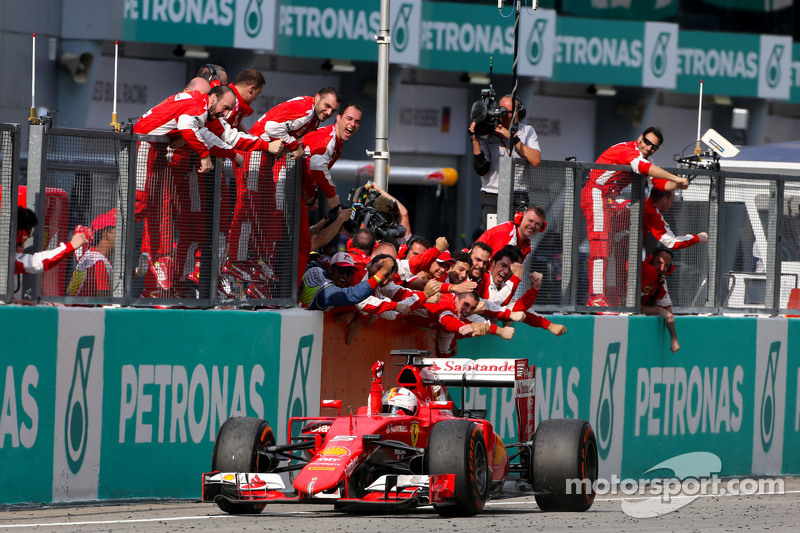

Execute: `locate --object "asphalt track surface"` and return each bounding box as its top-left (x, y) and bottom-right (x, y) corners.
top-left (2, 477), bottom-right (798, 532)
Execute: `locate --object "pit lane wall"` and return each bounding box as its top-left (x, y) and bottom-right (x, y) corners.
top-left (455, 316), bottom-right (800, 482)
top-left (2, 310), bottom-right (798, 505)
top-left (0, 307), bottom-right (322, 505)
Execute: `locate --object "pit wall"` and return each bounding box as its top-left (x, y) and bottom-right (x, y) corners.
top-left (1, 307), bottom-right (323, 505)
top-left (1, 308), bottom-right (797, 505)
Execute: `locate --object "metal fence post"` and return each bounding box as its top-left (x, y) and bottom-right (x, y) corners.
top-left (289, 158), bottom-right (301, 300)
top-left (23, 123), bottom-right (47, 301)
top-left (123, 135), bottom-right (138, 303)
top-left (626, 177), bottom-right (645, 310)
top-left (563, 163), bottom-right (580, 309)
top-left (202, 159), bottom-right (222, 304)
top-left (113, 133), bottom-right (131, 300)
top-left (497, 157), bottom-right (514, 224)
top-left (766, 178), bottom-right (782, 312)
top-left (708, 174), bottom-right (724, 310)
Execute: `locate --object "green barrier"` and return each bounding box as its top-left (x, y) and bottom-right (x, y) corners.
top-left (0, 307), bottom-right (59, 504)
top-left (458, 315), bottom-right (800, 480)
top-left (100, 309), bottom-right (282, 499)
top-left (2, 308), bottom-right (798, 504)
top-left (0, 307), bottom-right (322, 505)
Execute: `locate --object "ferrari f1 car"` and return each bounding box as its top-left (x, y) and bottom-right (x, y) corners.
top-left (202, 350), bottom-right (598, 517)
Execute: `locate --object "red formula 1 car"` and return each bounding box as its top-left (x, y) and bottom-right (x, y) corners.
top-left (202, 350), bottom-right (598, 517)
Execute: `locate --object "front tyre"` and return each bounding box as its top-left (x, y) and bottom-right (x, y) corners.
top-left (428, 420), bottom-right (490, 517)
top-left (211, 416), bottom-right (276, 515)
top-left (532, 418), bottom-right (598, 512)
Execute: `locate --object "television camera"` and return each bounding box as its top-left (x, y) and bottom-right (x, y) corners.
top-left (339, 183), bottom-right (406, 245)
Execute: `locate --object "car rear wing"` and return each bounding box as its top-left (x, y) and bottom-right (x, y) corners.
top-left (418, 356), bottom-right (536, 442)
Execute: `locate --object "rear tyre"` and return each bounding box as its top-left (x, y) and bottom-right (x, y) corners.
top-left (532, 418), bottom-right (598, 512)
top-left (211, 416), bottom-right (276, 515)
top-left (428, 420), bottom-right (490, 517)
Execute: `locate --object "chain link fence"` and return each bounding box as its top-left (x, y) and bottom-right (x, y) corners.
top-left (5, 120), bottom-right (800, 315)
top-left (501, 158), bottom-right (800, 315)
top-left (10, 124), bottom-right (301, 307)
top-left (0, 123), bottom-right (21, 303)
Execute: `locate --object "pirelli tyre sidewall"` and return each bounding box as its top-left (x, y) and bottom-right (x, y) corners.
top-left (427, 419), bottom-right (490, 517)
top-left (211, 416), bottom-right (276, 514)
top-left (532, 418), bottom-right (598, 512)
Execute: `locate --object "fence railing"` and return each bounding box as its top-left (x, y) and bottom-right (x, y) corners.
top-left (1, 123), bottom-right (21, 303)
top-left (501, 158), bottom-right (800, 315)
top-left (6, 123), bottom-right (301, 307)
top-left (4, 120), bottom-right (800, 315)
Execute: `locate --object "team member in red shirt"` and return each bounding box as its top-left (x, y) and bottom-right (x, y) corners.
top-left (67, 209), bottom-right (117, 298)
top-left (133, 84), bottom-right (243, 296)
top-left (477, 204), bottom-right (546, 258)
top-left (180, 71), bottom-right (282, 291)
top-left (297, 104), bottom-right (362, 285)
top-left (641, 248), bottom-right (680, 353)
top-left (15, 206), bottom-right (87, 275)
top-left (424, 291), bottom-right (515, 356)
top-left (582, 127), bottom-right (689, 307)
top-left (230, 88), bottom-right (342, 264)
top-left (644, 187), bottom-right (708, 251)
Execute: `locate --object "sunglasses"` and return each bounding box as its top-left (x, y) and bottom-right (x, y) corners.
top-left (642, 137), bottom-right (660, 151)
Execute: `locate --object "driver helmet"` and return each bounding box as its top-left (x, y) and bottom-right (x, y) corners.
top-left (381, 387), bottom-right (418, 416)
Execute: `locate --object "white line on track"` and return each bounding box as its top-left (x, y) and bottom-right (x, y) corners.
top-left (0, 512), bottom-right (316, 529)
top-left (4, 490), bottom-right (800, 528)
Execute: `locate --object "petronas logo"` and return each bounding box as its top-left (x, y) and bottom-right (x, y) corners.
top-left (595, 342), bottom-right (620, 460)
top-left (287, 335), bottom-right (313, 422)
top-left (766, 44), bottom-right (784, 89)
top-left (393, 4), bottom-right (413, 53)
top-left (760, 341), bottom-right (779, 451)
top-left (651, 32), bottom-right (670, 78)
top-left (66, 336), bottom-right (94, 474)
top-left (526, 19), bottom-right (548, 66)
top-left (244, 0), bottom-right (263, 38)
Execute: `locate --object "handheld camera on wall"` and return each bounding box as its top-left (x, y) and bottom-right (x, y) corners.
top-left (470, 58), bottom-right (509, 140)
top-left (471, 84), bottom-right (508, 140)
top-left (344, 183), bottom-right (406, 245)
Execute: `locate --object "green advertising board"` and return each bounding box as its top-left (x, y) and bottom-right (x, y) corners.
top-left (0, 306), bottom-right (323, 504)
top-left (277, 0), bottom-right (422, 65)
top-left (100, 309), bottom-right (283, 499)
top-left (120, 1), bottom-right (800, 102)
top-left (457, 315), bottom-right (800, 482)
top-left (0, 307), bottom-right (59, 504)
top-left (123, 0), bottom-right (278, 50)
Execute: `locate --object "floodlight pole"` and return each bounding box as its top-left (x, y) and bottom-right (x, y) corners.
top-left (373, 0), bottom-right (391, 191)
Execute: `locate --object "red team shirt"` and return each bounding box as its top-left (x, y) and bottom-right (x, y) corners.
top-left (250, 96), bottom-right (319, 151)
top-left (133, 91), bottom-right (237, 160)
top-left (587, 140), bottom-right (668, 196)
top-left (301, 124), bottom-right (341, 202)
top-left (643, 196), bottom-right (700, 250)
top-left (477, 221), bottom-right (532, 258)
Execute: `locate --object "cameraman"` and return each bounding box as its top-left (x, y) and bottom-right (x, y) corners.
top-left (470, 95), bottom-right (541, 228)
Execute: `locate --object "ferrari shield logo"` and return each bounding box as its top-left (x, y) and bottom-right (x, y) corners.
top-left (410, 422), bottom-right (420, 447)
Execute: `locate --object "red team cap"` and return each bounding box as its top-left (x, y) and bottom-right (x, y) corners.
top-left (435, 250), bottom-right (455, 264)
top-left (330, 252), bottom-right (355, 268)
top-left (91, 208), bottom-right (117, 231)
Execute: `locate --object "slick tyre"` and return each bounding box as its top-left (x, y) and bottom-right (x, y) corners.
top-left (532, 418), bottom-right (598, 512)
top-left (211, 416), bottom-right (275, 515)
top-left (428, 420), bottom-right (490, 517)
